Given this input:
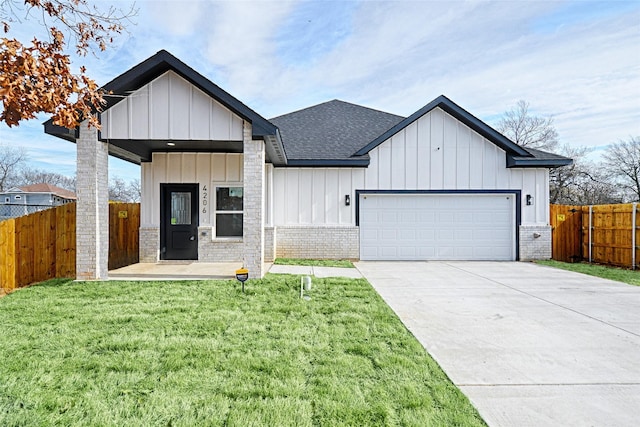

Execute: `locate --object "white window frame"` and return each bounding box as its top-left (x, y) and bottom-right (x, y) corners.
top-left (213, 183), bottom-right (243, 240)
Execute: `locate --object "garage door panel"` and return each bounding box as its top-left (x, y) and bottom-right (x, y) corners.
top-left (360, 193), bottom-right (515, 261)
top-left (361, 228), bottom-right (378, 240)
top-left (399, 229), bottom-right (416, 240)
top-left (398, 247), bottom-right (417, 257)
top-left (417, 229), bottom-right (435, 240)
top-left (379, 246), bottom-right (398, 257)
top-left (401, 211), bottom-right (417, 222)
top-left (438, 229), bottom-right (454, 240)
top-left (418, 246), bottom-right (436, 257)
top-left (455, 212), bottom-right (474, 222)
top-left (381, 229), bottom-right (397, 240)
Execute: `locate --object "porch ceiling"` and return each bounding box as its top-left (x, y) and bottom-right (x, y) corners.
top-left (105, 139), bottom-right (243, 164)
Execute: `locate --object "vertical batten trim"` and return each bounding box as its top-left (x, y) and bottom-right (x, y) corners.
top-left (148, 84), bottom-right (153, 139)
top-left (167, 73), bottom-right (172, 139)
top-left (208, 98), bottom-right (213, 140)
top-left (441, 110), bottom-right (445, 187)
top-left (188, 86), bottom-right (193, 140)
top-left (106, 109), bottom-right (112, 138)
top-left (402, 130), bottom-right (407, 189)
top-left (415, 121), bottom-right (420, 189)
top-left (127, 95), bottom-right (133, 139)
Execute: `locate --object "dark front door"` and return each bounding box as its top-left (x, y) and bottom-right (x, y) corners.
top-left (160, 184), bottom-right (199, 260)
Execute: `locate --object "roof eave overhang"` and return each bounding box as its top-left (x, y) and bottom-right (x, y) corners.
top-left (44, 121), bottom-right (78, 142)
top-left (282, 157), bottom-right (370, 167)
top-left (264, 130), bottom-right (287, 166)
top-left (506, 156), bottom-right (573, 168)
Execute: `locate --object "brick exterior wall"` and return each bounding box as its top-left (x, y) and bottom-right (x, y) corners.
top-left (242, 123), bottom-right (265, 277)
top-left (139, 227), bottom-right (159, 263)
top-left (197, 227), bottom-right (243, 262)
top-left (264, 227), bottom-right (275, 262)
top-left (519, 225), bottom-right (552, 260)
top-left (76, 119), bottom-right (109, 280)
top-left (275, 226), bottom-right (359, 259)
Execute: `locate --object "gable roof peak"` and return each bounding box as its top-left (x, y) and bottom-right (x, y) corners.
top-left (353, 95), bottom-right (571, 168)
top-left (354, 95), bottom-right (531, 158)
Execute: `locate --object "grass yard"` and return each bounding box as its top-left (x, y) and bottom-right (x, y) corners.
top-left (0, 275), bottom-right (484, 426)
top-left (537, 260), bottom-right (640, 286)
top-left (274, 258), bottom-right (355, 268)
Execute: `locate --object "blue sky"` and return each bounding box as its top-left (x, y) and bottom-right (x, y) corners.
top-left (1, 0), bottom-right (639, 183)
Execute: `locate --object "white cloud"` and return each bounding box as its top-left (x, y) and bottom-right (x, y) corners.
top-left (2, 0), bottom-right (639, 177)
top-left (146, 1), bottom-right (204, 36)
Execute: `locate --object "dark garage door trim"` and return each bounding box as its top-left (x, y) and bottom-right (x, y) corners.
top-left (355, 189), bottom-right (522, 260)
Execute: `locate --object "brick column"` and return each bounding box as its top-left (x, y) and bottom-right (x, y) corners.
top-left (242, 122), bottom-right (265, 278)
top-left (76, 119), bottom-right (109, 280)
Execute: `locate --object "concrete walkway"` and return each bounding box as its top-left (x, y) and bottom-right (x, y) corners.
top-left (267, 264), bottom-right (363, 278)
top-left (355, 261), bottom-right (640, 427)
top-left (109, 262), bottom-right (362, 280)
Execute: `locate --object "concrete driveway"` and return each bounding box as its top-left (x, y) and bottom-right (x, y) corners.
top-left (355, 261), bottom-right (640, 427)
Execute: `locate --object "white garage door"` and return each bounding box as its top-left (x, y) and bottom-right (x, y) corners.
top-left (359, 193), bottom-right (516, 261)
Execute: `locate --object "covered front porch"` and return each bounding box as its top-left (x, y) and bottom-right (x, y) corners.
top-left (44, 51), bottom-right (287, 281)
top-left (108, 261), bottom-right (244, 280)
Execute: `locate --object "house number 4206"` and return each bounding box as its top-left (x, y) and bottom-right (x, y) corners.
top-left (202, 185), bottom-right (208, 213)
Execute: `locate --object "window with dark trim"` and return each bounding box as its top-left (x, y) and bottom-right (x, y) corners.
top-left (215, 186), bottom-right (243, 237)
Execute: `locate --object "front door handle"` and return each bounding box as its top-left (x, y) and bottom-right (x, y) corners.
top-left (190, 236), bottom-right (195, 241)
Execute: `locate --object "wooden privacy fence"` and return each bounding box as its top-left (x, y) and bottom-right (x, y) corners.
top-left (0, 202), bottom-right (140, 292)
top-left (109, 202), bottom-right (140, 270)
top-left (551, 203), bottom-right (639, 269)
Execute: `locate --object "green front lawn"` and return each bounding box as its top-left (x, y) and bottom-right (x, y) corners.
top-left (274, 258), bottom-right (355, 268)
top-left (537, 260), bottom-right (640, 286)
top-left (0, 276), bottom-right (484, 426)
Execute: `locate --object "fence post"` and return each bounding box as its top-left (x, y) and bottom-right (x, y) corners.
top-left (589, 206), bottom-right (593, 264)
top-left (633, 203), bottom-right (637, 270)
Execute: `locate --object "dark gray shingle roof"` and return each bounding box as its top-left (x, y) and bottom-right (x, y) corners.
top-left (270, 100), bottom-right (404, 165)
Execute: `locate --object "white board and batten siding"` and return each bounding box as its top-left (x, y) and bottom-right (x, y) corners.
top-left (272, 107), bottom-right (549, 227)
top-left (101, 70), bottom-right (243, 141)
top-left (272, 168), bottom-right (365, 225)
top-left (141, 153), bottom-right (244, 227)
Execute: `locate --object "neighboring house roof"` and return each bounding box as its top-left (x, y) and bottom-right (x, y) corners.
top-left (12, 183), bottom-right (77, 200)
top-left (354, 95), bottom-right (571, 168)
top-left (270, 100), bottom-right (404, 166)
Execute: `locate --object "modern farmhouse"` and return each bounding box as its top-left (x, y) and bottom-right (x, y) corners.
top-left (44, 50), bottom-right (571, 279)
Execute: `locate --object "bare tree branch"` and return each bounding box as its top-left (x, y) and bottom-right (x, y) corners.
top-left (0, 143), bottom-right (28, 191)
top-left (602, 136), bottom-right (640, 202)
top-left (497, 100), bottom-right (559, 152)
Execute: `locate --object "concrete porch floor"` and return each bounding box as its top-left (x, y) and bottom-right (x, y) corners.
top-left (109, 262), bottom-right (250, 280)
